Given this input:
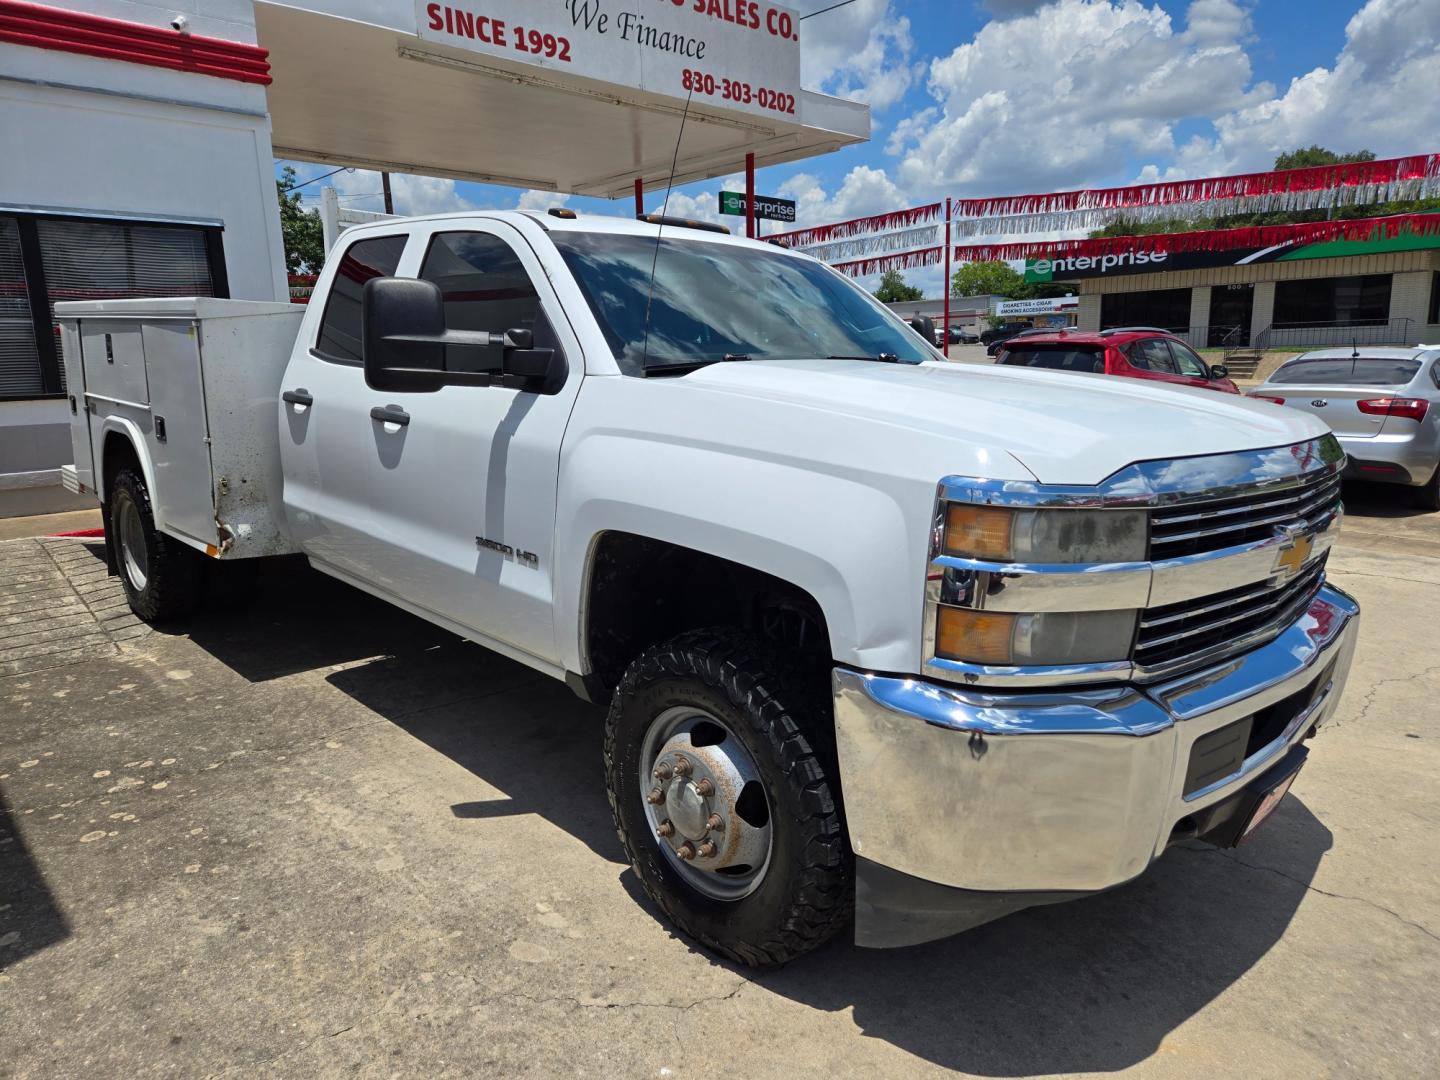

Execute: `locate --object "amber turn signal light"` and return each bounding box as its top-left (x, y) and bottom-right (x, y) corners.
top-left (935, 607), bottom-right (1016, 665)
top-left (943, 504), bottom-right (1014, 560)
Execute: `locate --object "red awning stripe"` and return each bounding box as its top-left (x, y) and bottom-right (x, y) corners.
top-left (0, 0), bottom-right (271, 85)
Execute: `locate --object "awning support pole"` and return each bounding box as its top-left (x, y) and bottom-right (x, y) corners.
top-left (745, 152), bottom-right (756, 239)
top-left (943, 197), bottom-right (952, 359)
top-left (634, 177), bottom-right (644, 218)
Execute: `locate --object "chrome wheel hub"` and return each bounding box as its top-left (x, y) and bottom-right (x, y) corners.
top-left (640, 706), bottom-right (772, 901)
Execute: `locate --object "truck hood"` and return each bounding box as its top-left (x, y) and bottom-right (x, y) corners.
top-left (681, 358), bottom-right (1329, 485)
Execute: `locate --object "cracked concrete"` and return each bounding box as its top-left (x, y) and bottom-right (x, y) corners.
top-left (1, 485), bottom-right (1438, 1079)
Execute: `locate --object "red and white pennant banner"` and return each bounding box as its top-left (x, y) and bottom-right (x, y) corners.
top-left (770, 202), bottom-right (943, 249)
top-left (951, 153), bottom-right (1440, 237)
top-left (795, 225), bottom-right (941, 263)
top-left (822, 212), bottom-right (1440, 278)
top-left (946, 211), bottom-right (1440, 263)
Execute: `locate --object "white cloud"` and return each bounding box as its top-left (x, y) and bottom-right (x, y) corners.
top-left (889, 0), bottom-right (1265, 198)
top-left (800, 0), bottom-right (920, 111)
top-left (516, 190), bottom-right (570, 212)
top-left (316, 167), bottom-right (475, 216)
top-left (1190, 0), bottom-right (1440, 174)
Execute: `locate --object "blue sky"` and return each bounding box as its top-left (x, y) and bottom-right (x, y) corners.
top-left (279, 0), bottom-right (1440, 290)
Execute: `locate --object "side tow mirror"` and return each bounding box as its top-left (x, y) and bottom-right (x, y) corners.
top-left (908, 316), bottom-right (936, 345)
top-left (502, 326), bottom-right (567, 394)
top-left (362, 277), bottom-right (452, 393)
top-left (1211, 364), bottom-right (1230, 379)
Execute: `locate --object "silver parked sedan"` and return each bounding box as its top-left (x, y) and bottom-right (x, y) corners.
top-left (1249, 347), bottom-right (1440, 509)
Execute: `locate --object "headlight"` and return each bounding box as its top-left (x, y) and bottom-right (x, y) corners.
top-left (943, 504), bottom-right (1147, 564)
top-left (935, 607), bottom-right (1137, 666)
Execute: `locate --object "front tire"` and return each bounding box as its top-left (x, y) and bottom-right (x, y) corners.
top-left (605, 629), bottom-right (852, 967)
top-left (109, 466), bottom-right (202, 622)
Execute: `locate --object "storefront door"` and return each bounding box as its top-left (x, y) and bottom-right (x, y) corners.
top-left (1208, 284), bottom-right (1254, 347)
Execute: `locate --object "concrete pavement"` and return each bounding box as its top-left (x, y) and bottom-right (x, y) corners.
top-left (1, 492), bottom-right (1437, 1078)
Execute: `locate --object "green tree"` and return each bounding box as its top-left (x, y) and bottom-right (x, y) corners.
top-left (1273, 146), bottom-right (1375, 170)
top-left (951, 260), bottom-right (1026, 298)
top-left (276, 165), bottom-right (326, 275)
top-left (873, 268), bottom-right (924, 302)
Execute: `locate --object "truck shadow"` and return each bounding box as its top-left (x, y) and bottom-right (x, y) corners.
top-left (177, 555), bottom-right (1332, 1074)
top-left (742, 803), bottom-right (1332, 1075)
top-left (0, 782), bottom-right (71, 971)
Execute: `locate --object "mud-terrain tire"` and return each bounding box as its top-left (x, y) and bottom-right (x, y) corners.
top-left (605, 628), bottom-right (852, 967)
top-left (109, 466), bottom-right (202, 622)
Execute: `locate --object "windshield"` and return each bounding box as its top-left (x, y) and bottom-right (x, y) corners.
top-left (1000, 345), bottom-right (1105, 373)
top-left (1270, 357), bottom-right (1421, 386)
top-left (550, 231), bottom-right (933, 374)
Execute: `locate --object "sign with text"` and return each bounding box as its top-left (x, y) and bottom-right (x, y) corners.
top-left (995, 296), bottom-right (1078, 315)
top-left (719, 190), bottom-right (796, 222)
top-left (415, 1), bottom-right (802, 121)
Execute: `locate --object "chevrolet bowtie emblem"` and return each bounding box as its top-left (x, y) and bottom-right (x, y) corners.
top-left (1273, 525), bottom-right (1314, 579)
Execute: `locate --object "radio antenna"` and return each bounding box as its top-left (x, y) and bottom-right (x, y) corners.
top-left (640, 88), bottom-right (694, 373)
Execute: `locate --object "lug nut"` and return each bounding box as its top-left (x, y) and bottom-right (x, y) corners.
top-left (677, 841), bottom-right (696, 861)
top-left (694, 778), bottom-right (714, 797)
top-left (697, 840), bottom-right (717, 858)
top-left (656, 820), bottom-right (675, 838)
top-left (706, 813), bottom-right (724, 832)
top-left (646, 787), bottom-right (665, 805)
top-left (654, 762), bottom-right (674, 781)
top-left (672, 757), bottom-right (692, 777)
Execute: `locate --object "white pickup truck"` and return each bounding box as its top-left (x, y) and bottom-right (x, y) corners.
top-left (58, 209), bottom-right (1360, 966)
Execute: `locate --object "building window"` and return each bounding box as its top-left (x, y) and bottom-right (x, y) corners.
top-left (0, 219), bottom-right (42, 400)
top-left (0, 212), bottom-right (227, 401)
top-left (1273, 274), bottom-right (1391, 328)
top-left (1428, 271), bottom-right (1440, 327)
top-left (1100, 288), bottom-right (1191, 333)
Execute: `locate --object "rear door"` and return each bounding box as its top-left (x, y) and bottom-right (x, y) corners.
top-left (1264, 357), bottom-right (1425, 438)
top-left (278, 232), bottom-right (411, 576)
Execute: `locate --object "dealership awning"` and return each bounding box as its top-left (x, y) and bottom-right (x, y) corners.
top-left (254, 1), bottom-right (868, 199)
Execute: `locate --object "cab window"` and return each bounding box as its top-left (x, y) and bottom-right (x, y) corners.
top-left (419, 232), bottom-right (541, 374)
top-left (1169, 341), bottom-right (1209, 378)
top-left (314, 234), bottom-right (408, 363)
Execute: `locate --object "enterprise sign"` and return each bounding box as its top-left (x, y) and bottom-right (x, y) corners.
top-left (719, 190), bottom-right (797, 222)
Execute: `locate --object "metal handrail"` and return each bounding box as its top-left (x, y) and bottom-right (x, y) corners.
top-left (1255, 317), bottom-right (1414, 351)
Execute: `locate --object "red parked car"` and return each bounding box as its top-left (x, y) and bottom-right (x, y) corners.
top-left (996, 327), bottom-right (1240, 394)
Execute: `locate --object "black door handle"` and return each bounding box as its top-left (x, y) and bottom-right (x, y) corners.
top-left (282, 388), bottom-right (314, 406)
top-left (370, 404), bottom-right (410, 427)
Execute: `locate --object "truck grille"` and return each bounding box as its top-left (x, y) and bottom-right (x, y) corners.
top-left (1135, 555), bottom-right (1327, 671)
top-left (1149, 471), bottom-right (1341, 561)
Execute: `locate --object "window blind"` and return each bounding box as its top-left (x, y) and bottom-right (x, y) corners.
top-left (0, 217), bottom-right (42, 398)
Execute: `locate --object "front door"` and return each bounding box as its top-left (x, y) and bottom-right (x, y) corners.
top-left (1208, 284), bottom-right (1254, 348)
top-left (351, 221), bottom-right (584, 667)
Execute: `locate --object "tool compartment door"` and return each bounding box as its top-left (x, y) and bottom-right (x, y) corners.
top-left (142, 320), bottom-right (218, 548)
top-left (80, 321), bottom-right (148, 406)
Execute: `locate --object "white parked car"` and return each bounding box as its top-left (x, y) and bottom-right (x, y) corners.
top-left (1250, 347), bottom-right (1440, 509)
top-left (58, 210), bottom-right (1359, 965)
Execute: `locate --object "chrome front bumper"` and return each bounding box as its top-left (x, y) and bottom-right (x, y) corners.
top-left (833, 583), bottom-right (1360, 898)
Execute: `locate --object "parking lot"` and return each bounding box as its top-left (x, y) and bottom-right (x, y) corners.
top-left (2, 483), bottom-right (1437, 1079)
